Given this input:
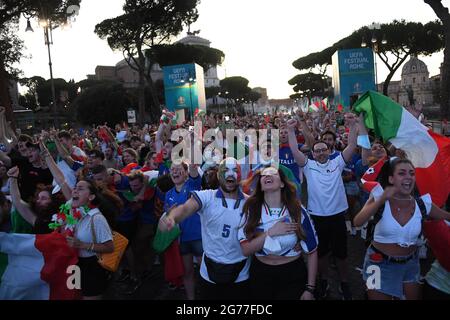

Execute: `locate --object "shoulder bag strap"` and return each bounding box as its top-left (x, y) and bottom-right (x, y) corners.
top-left (90, 213), bottom-right (99, 244)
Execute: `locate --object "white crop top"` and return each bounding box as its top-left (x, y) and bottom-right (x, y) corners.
top-left (238, 204), bottom-right (318, 257)
top-left (373, 194), bottom-right (432, 247)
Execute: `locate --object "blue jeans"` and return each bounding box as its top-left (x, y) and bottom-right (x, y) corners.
top-left (362, 246), bottom-right (420, 299)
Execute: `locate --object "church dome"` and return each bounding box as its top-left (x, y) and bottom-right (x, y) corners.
top-left (402, 56), bottom-right (428, 76)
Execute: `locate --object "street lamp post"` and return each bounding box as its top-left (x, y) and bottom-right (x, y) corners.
top-left (43, 20), bottom-right (58, 128)
top-left (23, 6), bottom-right (78, 129)
top-left (361, 22), bottom-right (387, 92)
top-left (181, 75), bottom-right (196, 121)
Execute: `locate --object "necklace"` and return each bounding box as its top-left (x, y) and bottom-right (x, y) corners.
top-left (392, 195), bottom-right (413, 201)
top-left (392, 199), bottom-right (413, 212)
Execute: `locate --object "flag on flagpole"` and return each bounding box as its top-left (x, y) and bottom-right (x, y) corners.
top-left (0, 232), bottom-right (79, 300)
top-left (308, 104), bottom-right (319, 113)
top-left (321, 98), bottom-right (330, 112)
top-left (354, 90), bottom-right (450, 207)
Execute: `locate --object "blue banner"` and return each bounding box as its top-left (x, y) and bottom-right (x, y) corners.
top-left (163, 64), bottom-right (200, 114)
top-left (332, 48), bottom-right (376, 109)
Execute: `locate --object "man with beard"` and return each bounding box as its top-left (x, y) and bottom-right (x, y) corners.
top-left (159, 157), bottom-right (250, 300)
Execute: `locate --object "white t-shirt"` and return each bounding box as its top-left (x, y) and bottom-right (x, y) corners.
top-left (191, 189), bottom-right (250, 283)
top-left (303, 154), bottom-right (348, 216)
top-left (238, 205), bottom-right (318, 257)
top-left (74, 208), bottom-right (113, 258)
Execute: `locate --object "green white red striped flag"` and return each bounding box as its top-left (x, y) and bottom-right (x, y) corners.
top-left (354, 90), bottom-right (450, 207)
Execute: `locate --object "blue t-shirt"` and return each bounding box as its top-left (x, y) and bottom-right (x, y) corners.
top-left (115, 176), bottom-right (156, 224)
top-left (164, 176), bottom-right (202, 242)
top-left (158, 162), bottom-right (170, 176)
top-left (279, 143), bottom-right (303, 184)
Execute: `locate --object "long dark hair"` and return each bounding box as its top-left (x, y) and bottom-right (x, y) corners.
top-left (83, 179), bottom-right (123, 230)
top-left (31, 185), bottom-right (64, 221)
top-left (242, 168), bottom-right (306, 241)
top-left (377, 158), bottom-right (420, 196)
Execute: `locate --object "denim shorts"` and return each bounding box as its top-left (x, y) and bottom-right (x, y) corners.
top-left (362, 246), bottom-right (420, 299)
top-left (180, 239), bottom-right (203, 257)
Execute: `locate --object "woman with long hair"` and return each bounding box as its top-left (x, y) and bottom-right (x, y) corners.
top-left (238, 166), bottom-right (318, 300)
top-left (40, 138), bottom-right (123, 299)
top-left (65, 179), bottom-right (123, 300)
top-left (354, 158), bottom-right (450, 300)
top-left (7, 166), bottom-right (63, 234)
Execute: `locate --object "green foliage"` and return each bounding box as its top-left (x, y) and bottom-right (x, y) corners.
top-left (220, 76), bottom-right (252, 100)
top-left (246, 90), bottom-right (261, 103)
top-left (95, 0), bottom-right (201, 123)
top-left (205, 86), bottom-right (221, 100)
top-left (0, 19), bottom-right (24, 77)
top-left (147, 43), bottom-right (225, 71)
top-left (288, 72), bottom-right (326, 94)
top-left (95, 0), bottom-right (200, 56)
top-left (292, 20), bottom-right (444, 72)
top-left (73, 82), bottom-right (131, 126)
top-left (290, 20), bottom-right (445, 95)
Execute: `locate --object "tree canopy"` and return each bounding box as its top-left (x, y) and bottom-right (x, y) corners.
top-left (220, 76), bottom-right (252, 100)
top-left (95, 0), bottom-right (200, 124)
top-left (147, 43), bottom-right (225, 71)
top-left (291, 20), bottom-right (445, 95)
top-left (0, 0), bottom-right (81, 124)
top-left (73, 82), bottom-right (131, 126)
top-left (424, 0), bottom-right (450, 119)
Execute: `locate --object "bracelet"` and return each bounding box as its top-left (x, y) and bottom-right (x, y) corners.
top-left (8, 176), bottom-right (18, 179)
top-left (304, 286), bottom-right (315, 294)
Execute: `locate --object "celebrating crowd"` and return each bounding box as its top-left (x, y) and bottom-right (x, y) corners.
top-left (0, 105), bottom-right (449, 300)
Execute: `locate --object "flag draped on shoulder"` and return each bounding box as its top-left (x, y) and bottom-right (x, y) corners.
top-left (0, 232), bottom-right (79, 300)
top-left (354, 90), bottom-right (450, 207)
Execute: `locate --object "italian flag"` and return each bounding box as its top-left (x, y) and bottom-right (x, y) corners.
top-left (0, 232), bottom-right (79, 300)
top-left (354, 90), bottom-right (450, 207)
top-left (308, 104), bottom-right (319, 113)
top-left (321, 98), bottom-right (330, 112)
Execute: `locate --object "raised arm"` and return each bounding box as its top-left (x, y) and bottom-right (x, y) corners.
top-left (158, 197), bottom-right (200, 231)
top-left (189, 163), bottom-right (199, 178)
top-left (353, 186), bottom-right (395, 227)
top-left (39, 140), bottom-right (73, 200)
top-left (357, 113), bottom-right (372, 166)
top-left (342, 113), bottom-right (358, 163)
top-left (7, 166), bottom-right (37, 226)
top-left (286, 119), bottom-right (307, 167)
top-left (155, 122), bottom-right (167, 153)
top-left (296, 111), bottom-right (315, 148)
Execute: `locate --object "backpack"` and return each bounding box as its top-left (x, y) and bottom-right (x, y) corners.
top-left (364, 196), bottom-right (428, 248)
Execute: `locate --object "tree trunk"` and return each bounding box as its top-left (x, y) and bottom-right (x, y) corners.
top-left (144, 69), bottom-right (161, 122)
top-left (0, 59), bottom-right (15, 128)
top-left (441, 24), bottom-right (450, 120)
top-left (424, 0), bottom-right (450, 119)
top-left (383, 71), bottom-right (395, 96)
top-left (381, 53), bottom-right (410, 97)
top-left (137, 52), bottom-right (146, 126)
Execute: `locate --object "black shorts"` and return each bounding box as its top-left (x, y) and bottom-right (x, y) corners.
top-left (249, 257), bottom-right (307, 300)
top-left (310, 212), bottom-right (347, 259)
top-left (77, 256), bottom-right (110, 297)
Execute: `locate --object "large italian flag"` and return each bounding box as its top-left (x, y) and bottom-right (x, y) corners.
top-left (354, 90), bottom-right (450, 207)
top-left (0, 232), bottom-right (79, 300)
